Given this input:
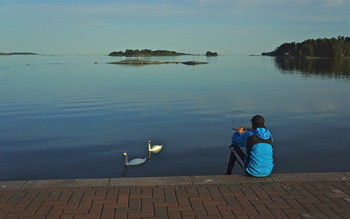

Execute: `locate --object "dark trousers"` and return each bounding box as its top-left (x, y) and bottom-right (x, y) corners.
top-left (225, 145), bottom-right (248, 175)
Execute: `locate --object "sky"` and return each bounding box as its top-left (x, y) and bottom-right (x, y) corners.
top-left (0, 0), bottom-right (349, 55)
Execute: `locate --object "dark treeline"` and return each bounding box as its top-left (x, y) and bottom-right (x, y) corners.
top-left (108, 49), bottom-right (187, 57)
top-left (262, 36), bottom-right (350, 57)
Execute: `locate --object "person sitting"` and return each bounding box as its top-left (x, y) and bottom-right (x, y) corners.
top-left (226, 115), bottom-right (274, 177)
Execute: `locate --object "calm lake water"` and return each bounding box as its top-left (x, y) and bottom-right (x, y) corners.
top-left (0, 55), bottom-right (349, 181)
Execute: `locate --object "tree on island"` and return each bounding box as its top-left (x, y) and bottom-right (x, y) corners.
top-left (262, 36), bottom-right (350, 58)
top-left (206, 51), bottom-right (218, 56)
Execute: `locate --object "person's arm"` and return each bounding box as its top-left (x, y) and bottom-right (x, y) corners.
top-left (231, 127), bottom-right (253, 147)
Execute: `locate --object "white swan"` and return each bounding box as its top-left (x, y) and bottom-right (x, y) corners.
top-left (148, 140), bottom-right (163, 153)
top-left (123, 153), bottom-right (146, 166)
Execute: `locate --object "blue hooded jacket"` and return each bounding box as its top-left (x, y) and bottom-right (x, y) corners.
top-left (232, 128), bottom-right (274, 177)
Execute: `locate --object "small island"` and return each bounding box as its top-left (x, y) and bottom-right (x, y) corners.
top-left (109, 49), bottom-right (188, 57)
top-left (262, 36), bottom-right (350, 58)
top-left (206, 51), bottom-right (218, 56)
top-left (108, 60), bottom-right (208, 66)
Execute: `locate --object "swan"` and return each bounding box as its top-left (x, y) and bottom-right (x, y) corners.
top-left (123, 153), bottom-right (146, 166)
top-left (148, 140), bottom-right (163, 153)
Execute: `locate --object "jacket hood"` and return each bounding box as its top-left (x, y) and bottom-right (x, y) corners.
top-left (252, 128), bottom-right (272, 140)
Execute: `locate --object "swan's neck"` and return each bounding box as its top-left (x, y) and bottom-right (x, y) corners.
top-left (148, 142), bottom-right (151, 150)
top-left (124, 154), bottom-right (128, 165)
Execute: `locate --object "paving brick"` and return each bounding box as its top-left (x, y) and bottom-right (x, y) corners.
top-left (101, 208), bottom-right (115, 218)
top-left (223, 195), bottom-right (239, 206)
top-left (153, 202), bottom-right (178, 207)
top-left (46, 209), bottom-right (62, 219)
top-left (59, 215), bottom-right (74, 219)
top-left (285, 213), bottom-right (303, 218)
top-left (127, 211), bottom-right (153, 218)
top-left (167, 206), bottom-right (192, 211)
top-left (185, 186), bottom-right (198, 194)
top-left (235, 216), bottom-right (250, 219)
top-left (269, 208), bottom-right (288, 219)
top-left (190, 201), bottom-right (205, 210)
top-left (35, 204), bottom-right (53, 216)
top-left (204, 204), bottom-right (220, 216)
top-left (165, 192), bottom-right (177, 203)
top-left (240, 184), bottom-right (255, 195)
top-left (152, 188), bottom-right (165, 198)
top-left (253, 204), bottom-right (271, 214)
top-left (282, 208), bottom-right (308, 214)
top-left (24, 200), bottom-right (42, 212)
top-left (249, 215), bottom-right (275, 219)
top-left (154, 206), bottom-right (167, 217)
top-left (217, 204), bottom-right (242, 210)
top-left (168, 210), bottom-right (181, 219)
top-left (77, 199), bottom-right (92, 210)
top-left (142, 202), bottom-right (154, 214)
top-left (62, 209), bottom-right (89, 215)
top-left (114, 212), bottom-right (127, 219)
top-left (232, 209), bottom-right (258, 215)
top-left (189, 196), bottom-right (212, 202)
top-left (300, 203), bottom-right (324, 214)
top-left (282, 198), bottom-right (303, 208)
top-left (117, 194), bottom-right (129, 204)
top-left (73, 213), bottom-right (100, 219)
top-left (88, 203), bottom-right (103, 216)
top-left (177, 196), bottom-right (189, 207)
top-left (128, 198), bottom-right (141, 212)
top-left (1, 174), bottom-right (350, 218)
top-left (237, 200), bottom-right (255, 209)
top-left (7, 210), bottom-right (36, 217)
top-left (301, 212), bottom-right (328, 219)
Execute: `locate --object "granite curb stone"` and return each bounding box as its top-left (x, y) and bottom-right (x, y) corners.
top-left (1, 172), bottom-right (349, 190)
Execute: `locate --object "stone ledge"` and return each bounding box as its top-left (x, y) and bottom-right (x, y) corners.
top-left (1, 172), bottom-right (349, 190)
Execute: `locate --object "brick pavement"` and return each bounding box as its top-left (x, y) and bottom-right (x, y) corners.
top-left (0, 173), bottom-right (350, 219)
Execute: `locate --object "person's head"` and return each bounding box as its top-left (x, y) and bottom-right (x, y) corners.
top-left (251, 115), bottom-right (265, 129)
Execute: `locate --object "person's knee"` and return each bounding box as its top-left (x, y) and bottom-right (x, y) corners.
top-left (230, 144), bottom-right (240, 149)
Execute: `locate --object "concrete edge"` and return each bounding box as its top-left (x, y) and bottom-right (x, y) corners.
top-left (1, 172), bottom-right (349, 190)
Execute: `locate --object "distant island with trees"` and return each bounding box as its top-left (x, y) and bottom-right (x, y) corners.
top-left (108, 49), bottom-right (218, 57)
top-left (262, 36), bottom-right (350, 58)
top-left (109, 49), bottom-right (188, 57)
top-left (0, 52), bottom-right (38, 56)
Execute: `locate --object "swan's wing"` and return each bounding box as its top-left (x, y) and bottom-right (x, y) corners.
top-left (150, 145), bottom-right (163, 153)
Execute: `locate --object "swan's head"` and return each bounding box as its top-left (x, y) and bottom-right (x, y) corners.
top-left (123, 152), bottom-right (127, 156)
top-left (148, 139), bottom-right (151, 143)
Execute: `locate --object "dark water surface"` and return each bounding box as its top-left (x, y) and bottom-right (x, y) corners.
top-left (0, 55), bottom-right (349, 181)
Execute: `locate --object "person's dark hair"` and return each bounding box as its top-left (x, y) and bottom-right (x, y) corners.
top-left (251, 115), bottom-right (265, 129)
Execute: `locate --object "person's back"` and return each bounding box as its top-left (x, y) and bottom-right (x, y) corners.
top-left (245, 127), bottom-right (273, 177)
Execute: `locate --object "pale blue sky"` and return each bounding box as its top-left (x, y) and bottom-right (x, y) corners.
top-left (1, 0), bottom-right (349, 55)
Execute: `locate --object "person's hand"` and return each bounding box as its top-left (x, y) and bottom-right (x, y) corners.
top-left (237, 126), bottom-right (244, 133)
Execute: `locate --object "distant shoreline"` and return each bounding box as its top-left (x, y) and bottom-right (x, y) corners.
top-left (272, 56), bottom-right (350, 59)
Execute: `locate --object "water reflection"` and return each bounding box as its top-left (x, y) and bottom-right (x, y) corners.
top-left (274, 57), bottom-right (350, 79)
